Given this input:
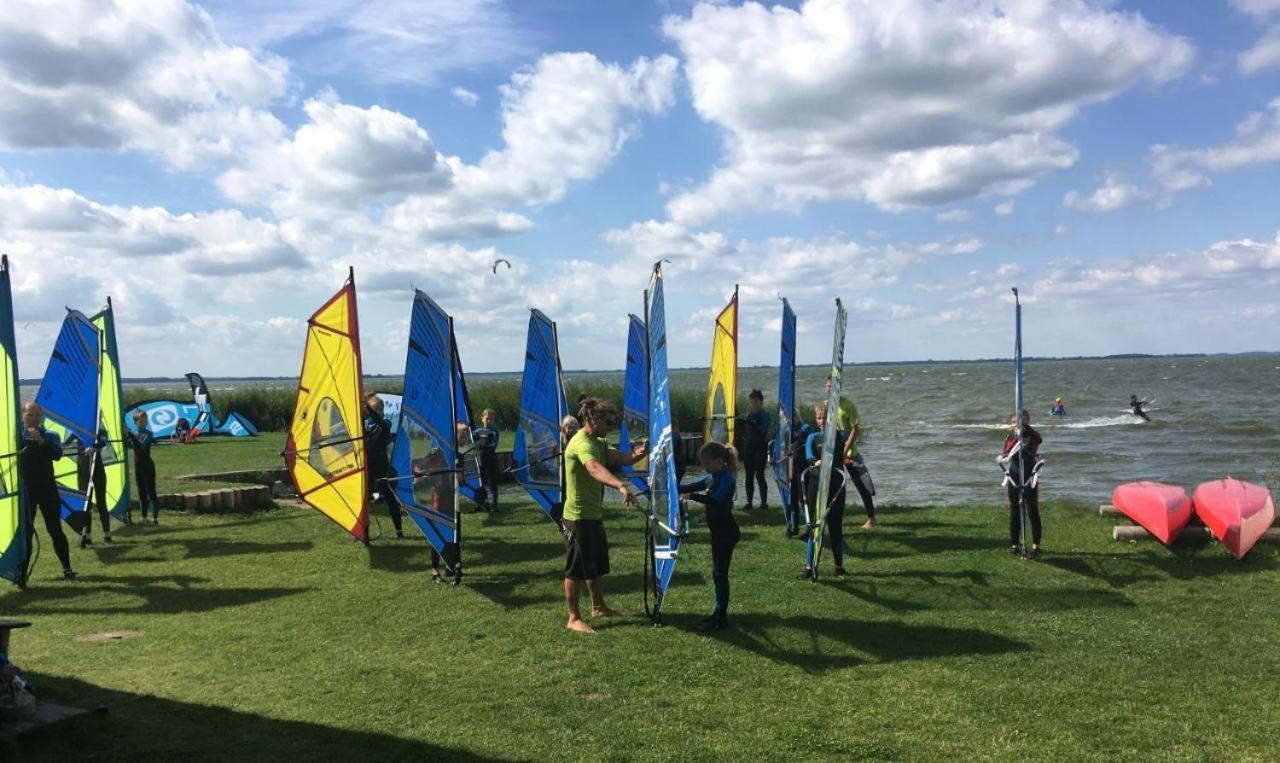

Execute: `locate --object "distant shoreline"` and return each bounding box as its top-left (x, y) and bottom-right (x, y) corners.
top-left (17, 349), bottom-right (1278, 385)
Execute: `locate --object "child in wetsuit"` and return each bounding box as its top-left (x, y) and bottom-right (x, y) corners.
top-left (76, 430), bottom-right (112, 545)
top-left (801, 402), bottom-right (849, 579)
top-left (126, 410), bottom-right (160, 524)
top-left (1001, 409), bottom-right (1043, 557)
top-left (741, 389), bottom-right (770, 510)
top-left (473, 409), bottom-right (500, 512)
top-left (679, 441), bottom-right (740, 631)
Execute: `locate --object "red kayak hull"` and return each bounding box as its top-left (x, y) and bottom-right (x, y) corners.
top-left (1192, 479), bottom-right (1276, 560)
top-left (1111, 482), bottom-right (1192, 545)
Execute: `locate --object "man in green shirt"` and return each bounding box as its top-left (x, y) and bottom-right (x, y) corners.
top-left (563, 397), bottom-right (645, 634)
top-left (825, 379), bottom-right (878, 528)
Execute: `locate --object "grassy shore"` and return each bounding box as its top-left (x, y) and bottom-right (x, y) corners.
top-left (2, 438), bottom-right (1277, 760)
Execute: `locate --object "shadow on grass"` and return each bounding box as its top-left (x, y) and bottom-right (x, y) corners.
top-left (3, 675), bottom-right (494, 762)
top-left (698, 613), bottom-right (1029, 674)
top-left (92, 538), bottom-right (314, 563)
top-left (1042, 548), bottom-right (1280, 588)
top-left (826, 570), bottom-right (1134, 614)
top-left (5, 582), bottom-right (309, 616)
top-left (114, 511), bottom-right (304, 538)
top-left (469, 567), bottom-right (709, 611)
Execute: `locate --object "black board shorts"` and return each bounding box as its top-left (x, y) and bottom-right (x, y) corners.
top-left (563, 519), bottom-right (610, 580)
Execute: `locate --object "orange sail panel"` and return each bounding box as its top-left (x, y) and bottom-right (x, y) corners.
top-left (703, 286), bottom-right (738, 445)
top-left (285, 271), bottom-right (369, 541)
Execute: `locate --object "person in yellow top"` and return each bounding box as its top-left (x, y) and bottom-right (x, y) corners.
top-left (562, 397), bottom-right (645, 634)
top-left (825, 378), bottom-right (878, 529)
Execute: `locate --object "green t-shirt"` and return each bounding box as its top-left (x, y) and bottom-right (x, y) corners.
top-left (835, 396), bottom-right (861, 458)
top-left (563, 429), bottom-right (607, 521)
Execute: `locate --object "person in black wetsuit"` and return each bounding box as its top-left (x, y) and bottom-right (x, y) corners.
top-left (126, 410), bottom-right (159, 524)
top-left (800, 402), bottom-right (849, 579)
top-left (678, 441), bottom-right (740, 631)
top-left (1128, 395), bottom-right (1150, 421)
top-left (783, 419), bottom-right (814, 538)
top-left (741, 389), bottom-right (770, 510)
top-left (473, 409), bottom-right (500, 512)
top-left (364, 394), bottom-right (404, 539)
top-left (19, 402), bottom-right (76, 582)
top-left (1001, 409), bottom-right (1043, 557)
top-left (79, 427), bottom-right (112, 546)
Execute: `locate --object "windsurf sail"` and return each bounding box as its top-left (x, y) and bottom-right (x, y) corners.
top-left (35, 309), bottom-right (102, 530)
top-left (807, 298), bottom-right (847, 578)
top-left (185, 372), bottom-right (213, 431)
top-left (124, 400), bottom-right (205, 439)
top-left (511, 309), bottom-right (569, 526)
top-left (284, 269), bottom-right (368, 542)
top-left (618, 314), bottom-right (648, 492)
top-left (772, 298), bottom-right (796, 515)
top-left (646, 262), bottom-right (684, 625)
top-left (1010, 288), bottom-right (1029, 557)
top-left (703, 286), bottom-right (738, 445)
top-left (0, 256), bottom-right (28, 587)
top-left (92, 300), bottom-right (130, 522)
top-left (390, 290), bottom-right (478, 579)
top-left (214, 411), bottom-right (258, 437)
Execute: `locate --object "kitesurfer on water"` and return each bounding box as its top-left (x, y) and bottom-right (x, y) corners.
top-left (20, 402), bottom-right (76, 581)
top-left (679, 442), bottom-right (740, 632)
top-left (741, 389), bottom-right (770, 510)
top-left (562, 397), bottom-right (645, 634)
top-left (826, 379), bottom-right (878, 529)
top-left (1001, 409), bottom-right (1043, 558)
top-left (126, 410), bottom-right (159, 524)
top-left (364, 394), bottom-right (405, 539)
top-left (800, 401), bottom-right (849, 579)
top-left (1128, 395), bottom-right (1150, 421)
top-left (1050, 398), bottom-right (1066, 416)
top-left (473, 409), bottom-right (500, 512)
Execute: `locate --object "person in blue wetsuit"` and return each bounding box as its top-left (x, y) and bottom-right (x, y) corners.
top-left (1050, 398), bottom-right (1066, 416)
top-left (800, 402), bottom-right (849, 579)
top-left (19, 402), bottom-right (76, 582)
top-left (126, 410), bottom-right (159, 524)
top-left (364, 394), bottom-right (405, 539)
top-left (679, 441), bottom-right (740, 632)
top-left (473, 409), bottom-right (500, 512)
top-left (740, 389), bottom-right (770, 509)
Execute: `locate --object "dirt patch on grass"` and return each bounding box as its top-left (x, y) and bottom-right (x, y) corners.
top-left (75, 630), bottom-right (143, 643)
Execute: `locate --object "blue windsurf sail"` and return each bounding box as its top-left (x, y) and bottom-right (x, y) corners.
top-left (646, 263), bottom-right (684, 624)
top-left (772, 298), bottom-right (796, 514)
top-left (512, 309), bottom-right (568, 526)
top-left (618, 314), bottom-right (648, 492)
top-left (390, 290), bottom-right (478, 578)
top-left (35, 309), bottom-right (101, 528)
top-left (214, 411), bottom-right (259, 438)
top-left (0, 256), bottom-right (28, 587)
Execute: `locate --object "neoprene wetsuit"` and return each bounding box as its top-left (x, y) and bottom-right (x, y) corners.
top-left (20, 426), bottom-right (73, 576)
top-left (364, 407), bottom-right (404, 535)
top-left (742, 408), bottom-right (770, 506)
top-left (680, 468), bottom-right (739, 623)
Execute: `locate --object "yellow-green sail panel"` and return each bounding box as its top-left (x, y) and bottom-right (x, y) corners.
top-left (0, 256), bottom-right (27, 586)
top-left (703, 286), bottom-right (738, 445)
top-left (93, 301), bottom-right (130, 521)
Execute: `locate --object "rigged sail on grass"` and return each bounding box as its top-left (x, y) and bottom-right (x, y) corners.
top-left (703, 286), bottom-right (738, 445)
top-left (92, 300), bottom-right (130, 521)
top-left (512, 309), bottom-right (568, 526)
top-left (772, 299), bottom-right (796, 514)
top-left (647, 263), bottom-right (683, 623)
top-left (807, 299), bottom-right (847, 578)
top-left (285, 269), bottom-right (368, 542)
top-left (36, 309), bottom-right (101, 529)
top-left (390, 291), bottom-right (481, 578)
top-left (0, 257), bottom-right (28, 587)
top-left (618, 314), bottom-right (648, 492)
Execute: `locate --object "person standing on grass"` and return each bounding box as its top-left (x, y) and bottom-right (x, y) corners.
top-left (825, 378), bottom-right (878, 529)
top-left (19, 402), bottom-right (76, 581)
top-left (741, 389), bottom-right (770, 510)
top-left (783, 417), bottom-right (815, 538)
top-left (1001, 409), bottom-right (1043, 558)
top-left (364, 394), bottom-right (405, 539)
top-left (125, 410), bottom-right (160, 524)
top-left (679, 441), bottom-right (740, 632)
top-left (473, 409), bottom-right (500, 512)
top-left (78, 427), bottom-right (112, 546)
top-left (562, 397), bottom-right (644, 634)
top-left (800, 401), bottom-right (849, 579)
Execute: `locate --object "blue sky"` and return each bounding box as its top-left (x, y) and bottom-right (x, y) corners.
top-left (2, 0), bottom-right (1279, 378)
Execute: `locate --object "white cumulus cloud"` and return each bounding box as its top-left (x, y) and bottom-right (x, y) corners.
top-left (1063, 173), bottom-right (1149, 213)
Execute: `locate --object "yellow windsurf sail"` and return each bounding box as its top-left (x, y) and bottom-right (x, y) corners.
top-left (285, 269), bottom-right (368, 541)
top-left (92, 299), bottom-right (130, 522)
top-left (0, 256), bottom-right (28, 587)
top-left (704, 286), bottom-right (738, 445)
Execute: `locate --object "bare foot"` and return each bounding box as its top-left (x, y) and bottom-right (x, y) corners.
top-left (566, 618), bottom-right (595, 634)
top-left (861, 519), bottom-right (877, 529)
top-left (591, 606), bottom-right (621, 618)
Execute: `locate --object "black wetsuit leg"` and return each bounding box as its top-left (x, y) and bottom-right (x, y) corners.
top-left (480, 451), bottom-right (499, 510)
top-left (93, 464), bottom-right (110, 535)
top-left (826, 473), bottom-right (847, 568)
top-left (1008, 484), bottom-right (1042, 546)
top-left (137, 459), bottom-right (158, 519)
top-left (851, 470), bottom-right (876, 519)
top-left (373, 474), bottom-right (404, 535)
top-left (787, 469), bottom-right (803, 533)
top-left (708, 518), bottom-right (740, 619)
top-left (1027, 486), bottom-right (1042, 545)
top-left (743, 447), bottom-right (767, 505)
top-left (27, 487), bottom-right (72, 572)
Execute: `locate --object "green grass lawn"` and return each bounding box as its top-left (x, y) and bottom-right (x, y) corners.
top-left (3, 439), bottom-right (1278, 760)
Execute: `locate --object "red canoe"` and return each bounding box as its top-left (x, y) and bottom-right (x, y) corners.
top-left (1192, 478), bottom-right (1276, 560)
top-left (1111, 482), bottom-right (1192, 545)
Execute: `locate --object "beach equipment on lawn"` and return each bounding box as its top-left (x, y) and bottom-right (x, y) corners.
top-left (91, 300), bottom-right (130, 522)
top-left (511, 309), bottom-right (569, 527)
top-left (1110, 482), bottom-right (1192, 546)
top-left (1192, 478), bottom-right (1276, 560)
top-left (35, 309), bottom-right (101, 531)
top-left (618, 314), bottom-right (649, 493)
top-left (773, 298), bottom-right (796, 517)
top-left (0, 257), bottom-right (29, 587)
top-left (806, 298), bottom-right (847, 579)
top-left (703, 286), bottom-right (737, 445)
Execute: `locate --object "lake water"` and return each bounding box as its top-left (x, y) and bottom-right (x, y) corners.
top-left (21, 355), bottom-right (1279, 506)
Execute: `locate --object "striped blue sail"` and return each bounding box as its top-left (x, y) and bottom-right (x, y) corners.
top-left (808, 298), bottom-right (847, 576)
top-left (618, 314), bottom-right (648, 492)
top-left (35, 310), bottom-right (102, 527)
top-left (512, 309), bottom-right (568, 526)
top-left (772, 299), bottom-right (796, 514)
top-left (647, 264), bottom-right (682, 620)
